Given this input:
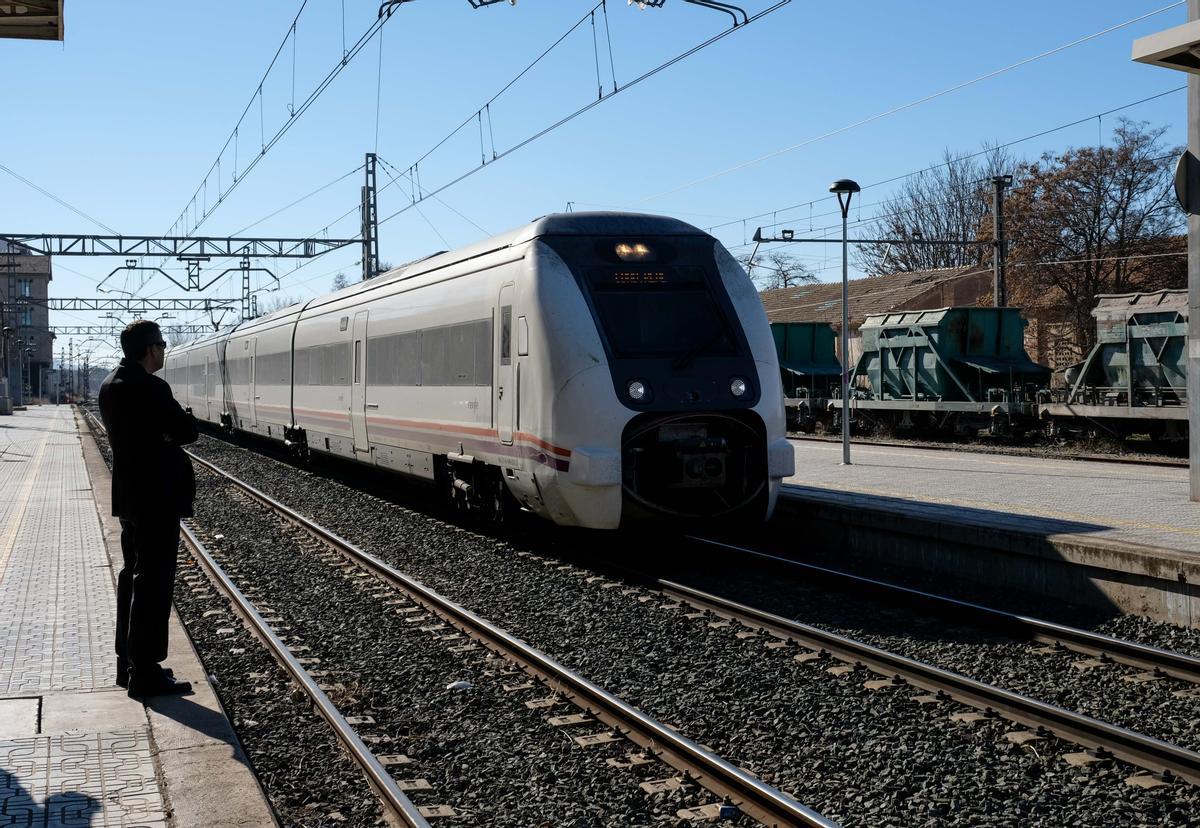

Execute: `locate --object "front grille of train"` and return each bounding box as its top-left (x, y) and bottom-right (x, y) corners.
top-left (621, 411), bottom-right (766, 520)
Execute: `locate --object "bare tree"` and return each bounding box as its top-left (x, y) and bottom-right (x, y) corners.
top-left (854, 145), bottom-right (1013, 275)
top-left (256, 294), bottom-right (301, 317)
top-left (332, 272), bottom-right (349, 291)
top-left (737, 250), bottom-right (817, 291)
top-left (1006, 120), bottom-right (1184, 353)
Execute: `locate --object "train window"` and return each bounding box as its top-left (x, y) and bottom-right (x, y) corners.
top-left (500, 305), bottom-right (512, 366)
top-left (294, 349), bottom-right (309, 384)
top-left (592, 287), bottom-right (734, 360)
top-left (354, 341), bottom-right (361, 383)
top-left (517, 316), bottom-right (529, 356)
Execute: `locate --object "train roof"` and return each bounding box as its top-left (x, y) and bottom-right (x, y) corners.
top-left (168, 212), bottom-right (708, 352)
top-left (303, 212), bottom-right (708, 309)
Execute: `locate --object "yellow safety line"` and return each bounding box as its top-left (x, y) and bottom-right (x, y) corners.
top-left (0, 415), bottom-right (55, 583)
top-left (827, 482), bottom-right (1200, 541)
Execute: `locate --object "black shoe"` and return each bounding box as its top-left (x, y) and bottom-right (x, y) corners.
top-left (117, 660), bottom-right (172, 689)
top-left (128, 674), bottom-right (192, 698)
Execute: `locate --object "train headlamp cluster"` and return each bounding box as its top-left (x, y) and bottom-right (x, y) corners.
top-left (615, 242), bottom-right (655, 262)
top-left (730, 377), bottom-right (748, 398)
top-left (628, 380), bottom-right (648, 401)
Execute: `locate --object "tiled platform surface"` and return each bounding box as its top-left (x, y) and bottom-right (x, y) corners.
top-left (0, 730), bottom-right (164, 827)
top-left (0, 406), bottom-right (276, 827)
top-left (0, 407), bottom-right (116, 694)
top-left (785, 439), bottom-right (1198, 553)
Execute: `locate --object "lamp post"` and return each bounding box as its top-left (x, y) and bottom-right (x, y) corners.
top-left (830, 178), bottom-right (861, 466)
top-left (0, 325), bottom-right (11, 414)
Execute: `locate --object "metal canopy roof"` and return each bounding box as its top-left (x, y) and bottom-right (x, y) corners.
top-left (0, 1), bottom-right (64, 41)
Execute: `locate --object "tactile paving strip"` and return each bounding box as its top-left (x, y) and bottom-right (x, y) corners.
top-left (0, 727), bottom-right (165, 826)
top-left (0, 409), bottom-right (117, 694)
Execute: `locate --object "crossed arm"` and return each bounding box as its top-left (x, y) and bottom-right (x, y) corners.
top-left (153, 379), bottom-right (199, 446)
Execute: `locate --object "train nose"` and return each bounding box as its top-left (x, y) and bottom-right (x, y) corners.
top-left (683, 454), bottom-right (725, 483)
top-left (621, 412), bottom-right (767, 520)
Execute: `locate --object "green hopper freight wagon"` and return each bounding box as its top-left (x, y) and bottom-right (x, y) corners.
top-left (770, 322), bottom-right (841, 431)
top-left (832, 306), bottom-right (1050, 436)
top-left (1041, 290), bottom-right (1187, 439)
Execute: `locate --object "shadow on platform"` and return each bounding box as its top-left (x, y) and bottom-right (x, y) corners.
top-left (0, 766), bottom-right (101, 827)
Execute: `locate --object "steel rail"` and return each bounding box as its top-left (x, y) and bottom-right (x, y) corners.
top-left (82, 408), bottom-right (431, 826)
top-left (657, 579), bottom-right (1200, 787)
top-left (688, 537), bottom-right (1200, 685)
top-left (178, 523), bottom-right (433, 828)
top-left (187, 451), bottom-right (837, 828)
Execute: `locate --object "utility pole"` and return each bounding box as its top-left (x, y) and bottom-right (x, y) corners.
top-left (362, 152), bottom-right (380, 281)
top-left (991, 175), bottom-right (1012, 307)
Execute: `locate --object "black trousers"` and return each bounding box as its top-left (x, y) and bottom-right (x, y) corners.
top-left (116, 517), bottom-right (180, 674)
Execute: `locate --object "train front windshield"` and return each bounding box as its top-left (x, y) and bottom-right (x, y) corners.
top-left (584, 264), bottom-right (736, 359)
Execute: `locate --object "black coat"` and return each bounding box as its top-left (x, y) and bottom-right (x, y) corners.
top-left (98, 359), bottom-right (199, 520)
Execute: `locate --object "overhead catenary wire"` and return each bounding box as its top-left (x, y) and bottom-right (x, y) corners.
top-left (703, 86), bottom-right (1188, 236)
top-left (0, 162), bottom-right (119, 235)
top-left (167, 2), bottom-right (399, 240)
top-left (377, 1), bottom-right (791, 230)
top-left (635, 1), bottom-right (1186, 206)
top-left (166, 1), bottom-right (309, 238)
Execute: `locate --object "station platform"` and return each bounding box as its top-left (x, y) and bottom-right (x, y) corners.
top-left (0, 406), bottom-right (274, 827)
top-left (780, 440), bottom-right (1200, 625)
top-left (784, 440), bottom-right (1196, 552)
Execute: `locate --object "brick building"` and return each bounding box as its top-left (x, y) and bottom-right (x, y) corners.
top-left (1, 242), bottom-right (54, 404)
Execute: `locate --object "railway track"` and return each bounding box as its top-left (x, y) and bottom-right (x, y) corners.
top-left (83, 406), bottom-right (834, 825)
top-left (186, 451), bottom-right (834, 827)
top-left (689, 537), bottom-right (1200, 686)
top-left (77, 405), bottom-right (1200, 820)
top-left (788, 433), bottom-right (1188, 468)
top-left (645, 563), bottom-right (1200, 788)
top-left (180, 523), bottom-right (435, 827)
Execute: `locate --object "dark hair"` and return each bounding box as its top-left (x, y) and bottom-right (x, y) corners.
top-left (120, 320), bottom-right (163, 360)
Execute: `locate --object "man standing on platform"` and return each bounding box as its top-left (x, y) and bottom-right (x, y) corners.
top-left (99, 320), bottom-right (196, 698)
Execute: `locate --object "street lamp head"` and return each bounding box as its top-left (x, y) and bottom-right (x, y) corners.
top-left (830, 178), bottom-right (861, 219)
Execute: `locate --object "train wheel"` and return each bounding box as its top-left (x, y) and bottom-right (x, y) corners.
top-left (443, 459), bottom-right (513, 524)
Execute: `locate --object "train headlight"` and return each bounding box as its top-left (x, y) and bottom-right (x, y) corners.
top-left (615, 242), bottom-right (655, 262)
top-left (730, 377), bottom-right (748, 398)
top-left (628, 380), bottom-right (647, 401)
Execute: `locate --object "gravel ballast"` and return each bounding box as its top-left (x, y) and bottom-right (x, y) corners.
top-left (173, 550), bottom-right (388, 827)
top-left (187, 473), bottom-right (736, 827)
top-left (673, 563), bottom-right (1200, 752)
top-left (189, 434), bottom-right (1200, 827)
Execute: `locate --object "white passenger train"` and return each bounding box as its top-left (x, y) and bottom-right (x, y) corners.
top-left (165, 213), bottom-right (794, 529)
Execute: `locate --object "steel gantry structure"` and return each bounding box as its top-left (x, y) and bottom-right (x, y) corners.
top-left (50, 324), bottom-right (216, 336)
top-left (0, 234), bottom-right (357, 259)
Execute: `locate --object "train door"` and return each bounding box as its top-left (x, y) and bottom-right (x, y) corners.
top-left (248, 338), bottom-right (258, 428)
top-left (351, 310), bottom-right (369, 453)
top-left (497, 283), bottom-right (515, 445)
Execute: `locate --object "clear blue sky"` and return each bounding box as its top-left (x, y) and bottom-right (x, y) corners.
top-left (0, 0), bottom-right (1189, 365)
